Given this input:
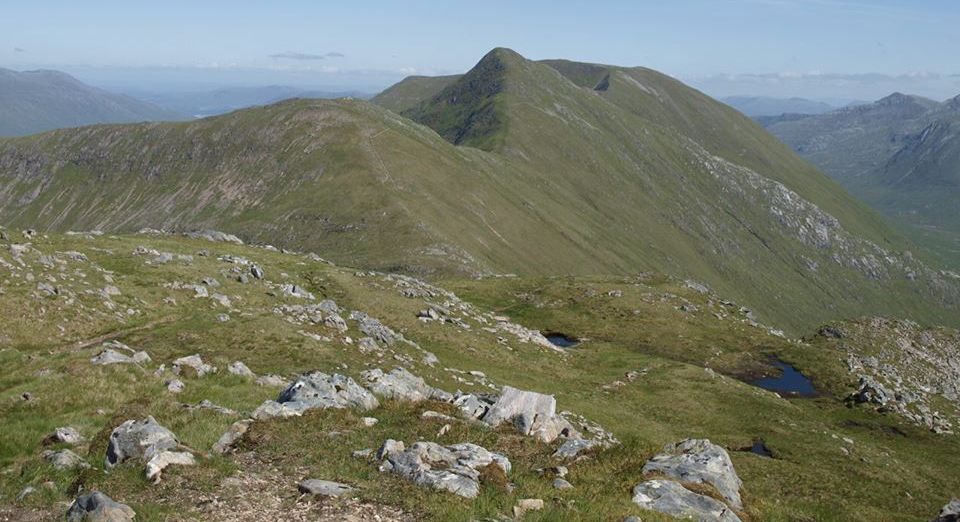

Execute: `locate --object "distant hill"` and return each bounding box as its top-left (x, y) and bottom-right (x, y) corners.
top-left (0, 68), bottom-right (182, 136)
top-left (371, 75), bottom-right (461, 114)
top-left (138, 85), bottom-right (373, 118)
top-left (721, 96), bottom-right (835, 117)
top-left (763, 92), bottom-right (960, 265)
top-left (1, 49), bottom-right (957, 333)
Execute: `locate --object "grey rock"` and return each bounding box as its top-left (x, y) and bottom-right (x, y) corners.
top-left (228, 361), bottom-right (255, 378)
top-left (37, 281), bottom-right (59, 296)
top-left (553, 478), bottom-right (574, 490)
top-left (378, 440), bottom-right (510, 498)
top-left (361, 367), bottom-right (453, 403)
top-left (632, 480), bottom-right (741, 522)
top-left (850, 375), bottom-right (894, 406)
top-left (16, 486), bottom-right (36, 502)
top-left (166, 379), bottom-right (185, 393)
top-left (172, 354), bottom-right (217, 377)
top-left (253, 371), bottom-right (378, 419)
top-left (145, 450), bottom-right (195, 483)
top-left (357, 337), bottom-right (382, 353)
top-left (250, 264), bottom-right (264, 279)
top-left (212, 420), bottom-right (252, 454)
top-left (553, 438), bottom-right (601, 459)
top-left (358, 317), bottom-right (398, 346)
top-left (453, 393), bottom-right (492, 419)
top-left (66, 492), bottom-right (136, 522)
top-left (43, 449), bottom-right (90, 470)
top-left (481, 386), bottom-right (574, 442)
top-left (105, 416), bottom-right (179, 468)
top-left (255, 374), bottom-right (287, 387)
top-left (934, 499), bottom-right (960, 522)
top-left (185, 230), bottom-right (243, 244)
top-left (188, 399), bottom-right (235, 415)
top-left (641, 439), bottom-right (743, 510)
top-left (297, 479), bottom-right (355, 497)
top-left (43, 426), bottom-right (84, 446)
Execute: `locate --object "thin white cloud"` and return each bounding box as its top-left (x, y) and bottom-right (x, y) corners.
top-left (269, 51), bottom-right (346, 61)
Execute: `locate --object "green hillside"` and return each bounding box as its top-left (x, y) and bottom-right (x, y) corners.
top-left (1, 232), bottom-right (959, 521)
top-left (1, 49), bottom-right (957, 335)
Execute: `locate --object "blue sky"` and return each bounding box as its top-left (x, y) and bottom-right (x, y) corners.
top-left (3, 0), bottom-right (959, 100)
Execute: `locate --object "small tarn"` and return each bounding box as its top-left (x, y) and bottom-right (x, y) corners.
top-left (751, 359), bottom-right (816, 397)
top-left (543, 333), bottom-right (580, 348)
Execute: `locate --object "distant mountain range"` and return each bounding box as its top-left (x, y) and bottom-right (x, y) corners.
top-left (721, 96), bottom-right (836, 117)
top-left (763, 92), bottom-right (960, 265)
top-left (135, 85), bottom-right (372, 118)
top-left (1, 49), bottom-right (957, 333)
top-left (0, 68), bottom-right (182, 137)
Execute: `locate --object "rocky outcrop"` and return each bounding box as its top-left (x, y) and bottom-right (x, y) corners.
top-left (632, 480), bottom-right (741, 522)
top-left (252, 372), bottom-right (379, 419)
top-left (361, 367), bottom-right (453, 402)
top-left (377, 439), bottom-right (510, 498)
top-left (172, 354), bottom-right (217, 377)
top-left (642, 439), bottom-right (743, 510)
top-left (43, 449), bottom-right (90, 470)
top-left (43, 426), bottom-right (84, 446)
top-left (105, 416), bottom-right (179, 468)
top-left (66, 492), bottom-right (136, 522)
top-left (933, 499), bottom-right (960, 522)
top-left (480, 386), bottom-right (576, 443)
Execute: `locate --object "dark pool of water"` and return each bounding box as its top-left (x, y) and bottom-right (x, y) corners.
top-left (544, 333), bottom-right (580, 348)
top-left (749, 440), bottom-right (773, 458)
top-left (751, 360), bottom-right (816, 397)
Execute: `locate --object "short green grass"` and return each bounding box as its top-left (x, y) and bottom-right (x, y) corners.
top-left (1, 233), bottom-right (958, 521)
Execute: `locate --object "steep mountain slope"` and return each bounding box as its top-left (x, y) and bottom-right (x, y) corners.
top-left (764, 93), bottom-right (960, 264)
top-left (0, 68), bottom-right (181, 136)
top-left (721, 96), bottom-right (834, 117)
top-left (371, 75), bottom-right (461, 114)
top-left (1, 49), bottom-right (958, 334)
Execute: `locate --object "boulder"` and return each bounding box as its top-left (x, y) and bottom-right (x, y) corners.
top-left (361, 367), bottom-right (453, 403)
top-left (378, 440), bottom-right (510, 499)
top-left (184, 230), bottom-right (243, 244)
top-left (43, 426), bottom-right (84, 446)
top-left (934, 499), bottom-right (960, 522)
top-left (43, 449), bottom-right (90, 470)
top-left (90, 349), bottom-right (149, 366)
top-left (297, 479), bottom-right (355, 497)
top-left (850, 375), bottom-right (894, 406)
top-left (357, 317), bottom-right (398, 345)
top-left (145, 450), bottom-right (195, 483)
top-left (641, 439), bottom-right (743, 510)
top-left (105, 416), bottom-right (179, 468)
top-left (252, 372), bottom-right (378, 419)
top-left (212, 420), bottom-right (252, 454)
top-left (632, 480), bottom-right (741, 522)
top-left (250, 264), bottom-right (264, 279)
top-left (513, 498), bottom-right (545, 518)
top-left (66, 492), bottom-right (135, 522)
top-left (553, 478), bottom-right (574, 490)
top-left (553, 438), bottom-right (601, 460)
top-left (228, 361), bottom-right (255, 378)
top-left (453, 393), bottom-right (493, 419)
top-left (172, 354), bottom-right (217, 377)
top-left (481, 386), bottom-right (574, 442)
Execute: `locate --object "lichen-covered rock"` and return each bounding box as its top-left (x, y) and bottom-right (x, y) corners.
top-left (933, 499), bottom-right (960, 522)
top-left (361, 367), bottom-right (453, 403)
top-left (252, 371), bottom-right (379, 419)
top-left (632, 480), bottom-right (741, 522)
top-left (43, 426), bottom-right (84, 446)
top-left (377, 440), bottom-right (510, 498)
top-left (105, 416), bottom-right (179, 468)
top-left (212, 419), bottom-right (252, 454)
top-left (43, 449), bottom-right (90, 470)
top-left (481, 386), bottom-right (574, 442)
top-left (553, 438), bottom-right (601, 460)
top-left (145, 450), bottom-right (195, 483)
top-left (227, 361), bottom-right (255, 378)
top-left (172, 354), bottom-right (217, 376)
top-left (297, 479), bottom-right (355, 497)
top-left (641, 439), bottom-right (743, 510)
top-left (66, 492), bottom-right (135, 522)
